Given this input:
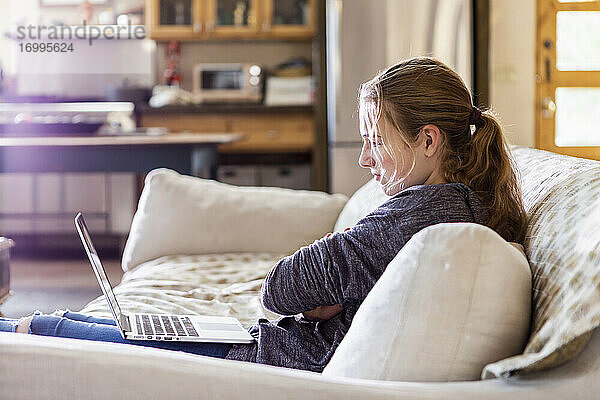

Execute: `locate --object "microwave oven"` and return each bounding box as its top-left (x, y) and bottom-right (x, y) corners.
top-left (192, 63), bottom-right (264, 103)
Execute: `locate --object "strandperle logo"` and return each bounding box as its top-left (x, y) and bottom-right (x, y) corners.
top-left (15, 21), bottom-right (145, 46)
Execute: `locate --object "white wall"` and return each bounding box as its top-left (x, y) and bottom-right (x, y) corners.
top-left (489, 0), bottom-right (536, 147)
top-left (328, 0), bottom-right (475, 196)
top-left (386, 0), bottom-right (472, 92)
top-left (0, 0), bottom-right (144, 75)
top-left (387, 0), bottom-right (537, 147)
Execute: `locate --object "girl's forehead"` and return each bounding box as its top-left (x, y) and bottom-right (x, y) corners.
top-left (360, 115), bottom-right (384, 137)
top-left (359, 98), bottom-right (379, 121)
top-left (359, 96), bottom-right (388, 139)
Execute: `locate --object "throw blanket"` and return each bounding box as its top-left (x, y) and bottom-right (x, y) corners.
top-left (79, 253), bottom-right (284, 329)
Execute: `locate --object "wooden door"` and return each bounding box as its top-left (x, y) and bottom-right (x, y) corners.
top-left (537, 0), bottom-right (600, 159)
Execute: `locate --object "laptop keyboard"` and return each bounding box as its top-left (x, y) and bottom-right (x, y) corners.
top-left (135, 314), bottom-right (199, 337)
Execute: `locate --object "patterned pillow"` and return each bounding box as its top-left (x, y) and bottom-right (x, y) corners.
top-left (482, 147), bottom-right (600, 378)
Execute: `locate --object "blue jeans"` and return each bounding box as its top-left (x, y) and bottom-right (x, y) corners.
top-left (0, 311), bottom-right (232, 358)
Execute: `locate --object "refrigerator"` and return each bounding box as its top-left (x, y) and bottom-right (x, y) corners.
top-left (326, 0), bottom-right (473, 196)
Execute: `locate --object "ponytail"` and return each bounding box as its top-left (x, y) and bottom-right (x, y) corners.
top-left (441, 110), bottom-right (528, 243)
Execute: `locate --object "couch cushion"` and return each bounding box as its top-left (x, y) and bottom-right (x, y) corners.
top-left (333, 179), bottom-right (390, 232)
top-left (79, 253), bottom-right (283, 328)
top-left (322, 223), bottom-right (531, 382)
top-left (482, 146), bottom-right (600, 378)
top-left (121, 169), bottom-right (347, 271)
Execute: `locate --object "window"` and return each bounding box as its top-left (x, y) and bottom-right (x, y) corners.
top-left (536, 0), bottom-right (600, 160)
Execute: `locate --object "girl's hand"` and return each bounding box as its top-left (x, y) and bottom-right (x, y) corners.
top-left (302, 304), bottom-right (343, 321)
top-left (323, 227), bottom-right (351, 239)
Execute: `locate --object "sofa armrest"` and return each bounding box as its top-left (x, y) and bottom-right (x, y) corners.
top-left (1, 333), bottom-right (594, 400)
top-left (121, 169), bottom-right (347, 271)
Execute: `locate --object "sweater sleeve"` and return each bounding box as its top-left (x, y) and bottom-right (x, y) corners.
top-left (260, 203), bottom-right (407, 316)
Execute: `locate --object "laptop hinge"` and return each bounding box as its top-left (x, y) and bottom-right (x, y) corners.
top-left (120, 314), bottom-right (131, 333)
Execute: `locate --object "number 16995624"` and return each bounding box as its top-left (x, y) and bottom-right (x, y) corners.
top-left (19, 42), bottom-right (74, 53)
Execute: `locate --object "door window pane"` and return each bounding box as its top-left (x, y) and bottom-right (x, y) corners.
top-left (555, 87), bottom-right (600, 146)
top-left (159, 0), bottom-right (192, 25)
top-left (556, 12), bottom-right (600, 71)
top-left (273, 0), bottom-right (310, 26)
top-left (216, 0), bottom-right (251, 27)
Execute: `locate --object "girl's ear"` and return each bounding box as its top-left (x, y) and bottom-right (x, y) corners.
top-left (420, 124), bottom-right (442, 157)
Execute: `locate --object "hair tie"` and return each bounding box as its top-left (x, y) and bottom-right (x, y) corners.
top-left (470, 106), bottom-right (483, 126)
top-left (469, 106), bottom-right (483, 136)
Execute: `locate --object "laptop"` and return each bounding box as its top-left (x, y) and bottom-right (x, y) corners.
top-left (75, 212), bottom-right (255, 344)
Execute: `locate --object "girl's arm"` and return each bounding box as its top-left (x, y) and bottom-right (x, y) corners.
top-left (260, 185), bottom-right (477, 316)
top-left (260, 211), bottom-right (405, 316)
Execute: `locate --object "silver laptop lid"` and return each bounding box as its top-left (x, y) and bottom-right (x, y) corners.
top-left (75, 212), bottom-right (129, 332)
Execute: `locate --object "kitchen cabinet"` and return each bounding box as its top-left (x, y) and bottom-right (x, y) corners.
top-left (139, 108), bottom-right (316, 188)
top-left (224, 113), bottom-right (313, 152)
top-left (146, 0), bottom-right (202, 40)
top-left (139, 113), bottom-right (229, 133)
top-left (146, 0), bottom-right (316, 40)
top-left (205, 0), bottom-right (260, 37)
top-left (218, 165), bottom-right (259, 186)
top-left (139, 111), bottom-right (314, 153)
top-left (0, 173), bottom-right (135, 235)
top-left (260, 164), bottom-right (311, 189)
top-left (261, 0), bottom-right (315, 38)
top-left (218, 164), bottom-right (311, 189)
top-left (0, 174), bottom-right (34, 233)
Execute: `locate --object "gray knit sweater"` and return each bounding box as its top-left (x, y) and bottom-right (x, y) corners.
top-left (225, 183), bottom-right (490, 372)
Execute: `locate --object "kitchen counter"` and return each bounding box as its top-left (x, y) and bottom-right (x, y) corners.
top-left (136, 104), bottom-right (314, 115)
top-left (0, 133), bottom-right (242, 147)
top-left (0, 133), bottom-right (243, 177)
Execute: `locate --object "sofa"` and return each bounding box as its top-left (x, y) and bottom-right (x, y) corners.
top-left (1, 145), bottom-right (600, 399)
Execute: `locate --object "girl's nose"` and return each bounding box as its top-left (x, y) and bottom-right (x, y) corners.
top-left (358, 143), bottom-right (375, 168)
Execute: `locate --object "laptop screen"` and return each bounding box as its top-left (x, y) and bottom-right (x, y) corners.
top-left (75, 212), bottom-right (123, 328)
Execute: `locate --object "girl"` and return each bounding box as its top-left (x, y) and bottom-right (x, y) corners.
top-left (0, 57), bottom-right (527, 373)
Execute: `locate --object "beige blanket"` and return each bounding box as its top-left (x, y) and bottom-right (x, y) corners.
top-left (79, 253), bottom-right (284, 328)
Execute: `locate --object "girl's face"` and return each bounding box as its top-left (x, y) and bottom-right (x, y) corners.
top-left (358, 117), bottom-right (442, 196)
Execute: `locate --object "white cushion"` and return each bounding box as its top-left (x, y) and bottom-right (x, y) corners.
top-left (121, 169), bottom-right (347, 271)
top-left (333, 179), bottom-right (390, 232)
top-left (322, 223), bottom-right (531, 382)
